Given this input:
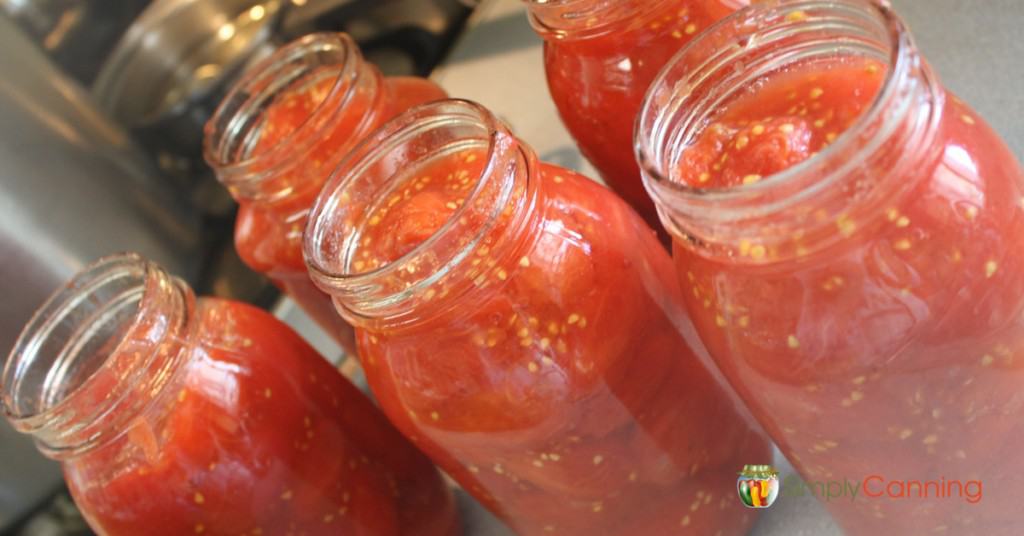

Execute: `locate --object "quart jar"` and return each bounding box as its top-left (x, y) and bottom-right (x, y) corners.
top-left (1, 254), bottom-right (459, 536)
top-left (637, 0), bottom-right (1024, 534)
top-left (304, 99), bottom-right (769, 535)
top-left (525, 0), bottom-right (745, 234)
top-left (204, 32), bottom-right (447, 355)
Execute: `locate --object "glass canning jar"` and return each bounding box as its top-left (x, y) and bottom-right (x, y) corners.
top-left (204, 32), bottom-right (447, 355)
top-left (637, 1), bottom-right (1024, 533)
top-left (304, 99), bottom-right (769, 535)
top-left (2, 253), bottom-right (459, 536)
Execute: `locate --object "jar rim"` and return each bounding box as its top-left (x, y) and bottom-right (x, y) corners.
top-left (202, 32), bottom-right (366, 186)
top-left (303, 99), bottom-right (536, 324)
top-left (3, 254), bottom-right (145, 420)
top-left (636, 0), bottom-right (919, 219)
top-left (2, 253), bottom-right (192, 457)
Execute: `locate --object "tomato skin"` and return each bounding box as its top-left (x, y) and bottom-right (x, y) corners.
top-left (666, 51), bottom-right (1024, 535)
top-left (64, 299), bottom-right (459, 536)
top-left (345, 151), bottom-right (769, 535)
top-left (538, 0), bottom-right (742, 234)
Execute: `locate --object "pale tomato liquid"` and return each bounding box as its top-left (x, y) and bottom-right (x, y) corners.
top-left (672, 57), bottom-right (1024, 534)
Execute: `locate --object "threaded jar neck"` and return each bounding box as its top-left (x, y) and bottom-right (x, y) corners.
top-left (637, 0), bottom-right (943, 263)
top-left (2, 253), bottom-right (194, 459)
top-left (304, 99), bottom-right (540, 329)
top-left (204, 32), bottom-right (384, 204)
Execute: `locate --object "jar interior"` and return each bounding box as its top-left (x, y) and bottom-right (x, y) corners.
top-left (636, 0), bottom-right (938, 262)
top-left (646, 1), bottom-right (895, 195)
top-left (304, 99), bottom-right (531, 324)
top-left (203, 33), bottom-right (356, 173)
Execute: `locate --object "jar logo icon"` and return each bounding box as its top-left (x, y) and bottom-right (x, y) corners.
top-left (738, 465), bottom-right (780, 508)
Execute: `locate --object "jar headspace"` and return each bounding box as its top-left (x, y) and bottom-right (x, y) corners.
top-left (304, 99), bottom-right (540, 328)
top-left (636, 0), bottom-right (943, 264)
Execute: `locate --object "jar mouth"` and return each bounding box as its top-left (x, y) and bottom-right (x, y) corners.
top-left (636, 0), bottom-right (918, 228)
top-left (304, 99), bottom-right (532, 323)
top-left (3, 254), bottom-right (148, 423)
top-left (202, 32), bottom-right (364, 186)
top-left (2, 253), bottom-right (193, 458)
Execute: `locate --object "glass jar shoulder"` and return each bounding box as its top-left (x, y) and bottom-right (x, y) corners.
top-left (190, 298), bottom-right (451, 536)
top-left (675, 96), bottom-right (1024, 387)
top-left (533, 162), bottom-right (675, 292)
top-left (885, 95), bottom-right (1024, 348)
top-left (360, 163), bottom-right (686, 430)
top-left (542, 30), bottom-right (666, 100)
top-left (234, 200), bottom-right (308, 274)
top-left (541, 0), bottom-right (729, 88)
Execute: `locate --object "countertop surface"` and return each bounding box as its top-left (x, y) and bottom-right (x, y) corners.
top-left (279, 0), bottom-right (1024, 534)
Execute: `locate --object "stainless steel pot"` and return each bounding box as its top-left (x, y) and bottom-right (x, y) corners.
top-left (0, 0), bottom-right (151, 85)
top-left (91, 0), bottom-right (288, 210)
